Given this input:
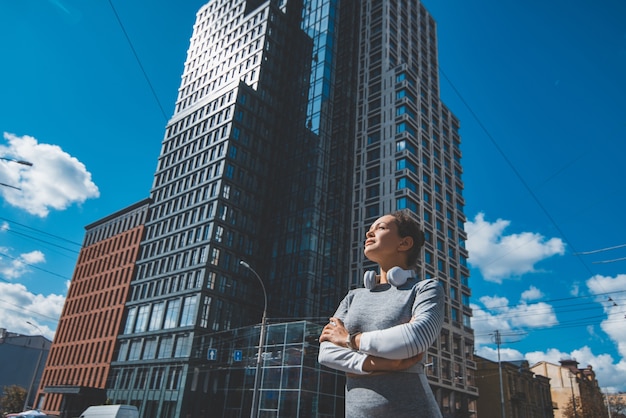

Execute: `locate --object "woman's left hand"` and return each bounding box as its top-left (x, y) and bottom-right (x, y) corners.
top-left (319, 317), bottom-right (350, 347)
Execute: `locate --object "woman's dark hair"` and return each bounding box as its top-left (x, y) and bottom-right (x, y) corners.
top-left (390, 210), bottom-right (425, 267)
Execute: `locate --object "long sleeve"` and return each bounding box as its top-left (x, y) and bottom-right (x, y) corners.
top-left (358, 279), bottom-right (444, 360)
top-left (317, 292), bottom-right (372, 374)
top-left (317, 341), bottom-right (370, 375)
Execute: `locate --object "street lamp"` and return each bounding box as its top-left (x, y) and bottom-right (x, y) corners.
top-left (24, 321), bottom-right (45, 411)
top-left (239, 260), bottom-right (267, 418)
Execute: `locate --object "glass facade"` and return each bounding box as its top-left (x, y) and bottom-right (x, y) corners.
top-left (107, 321), bottom-right (343, 417)
top-left (108, 1), bottom-right (351, 416)
top-left (349, 0), bottom-right (478, 414)
top-left (75, 0), bottom-right (475, 416)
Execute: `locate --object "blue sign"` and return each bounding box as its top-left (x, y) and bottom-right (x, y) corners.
top-left (233, 350), bottom-right (242, 362)
top-left (208, 349), bottom-right (217, 361)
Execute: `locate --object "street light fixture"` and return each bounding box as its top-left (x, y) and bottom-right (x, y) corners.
top-left (24, 321), bottom-right (45, 411)
top-left (239, 260), bottom-right (267, 418)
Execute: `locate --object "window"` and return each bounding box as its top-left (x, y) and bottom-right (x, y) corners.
top-left (180, 295), bottom-right (198, 326)
top-left (148, 302), bottom-right (165, 331)
top-left (396, 197), bottom-right (417, 212)
top-left (451, 307), bottom-right (459, 322)
top-left (174, 335), bottom-right (190, 357)
top-left (158, 337), bottom-right (174, 359)
top-left (134, 305), bottom-right (150, 333)
top-left (143, 339), bottom-right (157, 359)
top-left (128, 340), bottom-right (142, 360)
top-left (163, 299), bottom-right (181, 329)
top-left (124, 307), bottom-right (137, 334)
top-left (397, 177), bottom-right (417, 193)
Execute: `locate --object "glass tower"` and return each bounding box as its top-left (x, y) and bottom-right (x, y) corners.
top-left (349, 1), bottom-right (477, 414)
top-left (102, 0), bottom-right (476, 416)
top-left (108, 1), bottom-right (352, 416)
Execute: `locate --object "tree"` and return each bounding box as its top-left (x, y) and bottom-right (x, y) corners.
top-left (608, 393), bottom-right (626, 418)
top-left (563, 394), bottom-right (610, 418)
top-left (0, 385), bottom-right (26, 414)
top-left (563, 396), bottom-right (584, 418)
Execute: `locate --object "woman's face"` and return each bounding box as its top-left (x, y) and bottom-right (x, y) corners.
top-left (363, 214), bottom-right (405, 264)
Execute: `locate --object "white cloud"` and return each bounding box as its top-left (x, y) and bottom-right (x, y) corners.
top-left (471, 288), bottom-right (558, 347)
top-left (465, 212), bottom-right (566, 283)
top-left (521, 285), bottom-right (543, 301)
top-left (476, 345), bottom-right (524, 362)
top-left (526, 346), bottom-right (626, 391)
top-left (0, 282), bottom-right (63, 340)
top-left (586, 274), bottom-right (626, 359)
top-left (0, 249), bottom-right (47, 279)
top-left (0, 132), bottom-right (99, 217)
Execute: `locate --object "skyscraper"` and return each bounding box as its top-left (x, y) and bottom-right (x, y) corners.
top-left (110, 1), bottom-right (352, 416)
top-left (40, 0), bottom-right (477, 416)
top-left (348, 1), bottom-right (477, 415)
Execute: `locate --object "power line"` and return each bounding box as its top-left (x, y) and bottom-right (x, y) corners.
top-left (106, 0), bottom-right (168, 121)
top-left (574, 243), bottom-right (626, 256)
top-left (0, 216), bottom-right (83, 247)
top-left (438, 67), bottom-right (613, 294)
top-left (0, 250), bottom-right (70, 280)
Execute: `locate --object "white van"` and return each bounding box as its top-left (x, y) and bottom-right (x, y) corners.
top-left (78, 405), bottom-right (139, 418)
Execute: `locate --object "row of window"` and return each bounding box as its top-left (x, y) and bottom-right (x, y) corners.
top-left (124, 295), bottom-right (199, 335)
top-left (63, 284), bottom-right (126, 319)
top-left (111, 365), bottom-right (183, 392)
top-left (83, 207), bottom-right (148, 247)
top-left (47, 337), bottom-right (114, 369)
top-left (41, 364), bottom-right (108, 392)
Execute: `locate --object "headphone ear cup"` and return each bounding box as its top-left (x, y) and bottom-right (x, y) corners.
top-left (363, 270), bottom-right (377, 289)
top-left (387, 266), bottom-right (412, 287)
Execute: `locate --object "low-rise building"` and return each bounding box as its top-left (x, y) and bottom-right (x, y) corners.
top-left (476, 355), bottom-right (553, 418)
top-left (530, 359), bottom-right (608, 418)
top-left (0, 328), bottom-right (51, 410)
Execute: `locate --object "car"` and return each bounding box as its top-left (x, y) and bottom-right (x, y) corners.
top-left (78, 405), bottom-right (139, 418)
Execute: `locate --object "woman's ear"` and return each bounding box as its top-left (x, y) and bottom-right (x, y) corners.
top-left (398, 236), bottom-right (414, 252)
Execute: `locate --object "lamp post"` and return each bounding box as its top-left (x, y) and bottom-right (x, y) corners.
top-left (24, 321), bottom-right (45, 411)
top-left (239, 260), bottom-right (267, 418)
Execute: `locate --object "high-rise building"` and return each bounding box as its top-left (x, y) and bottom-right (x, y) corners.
top-left (35, 199), bottom-right (150, 417)
top-left (348, 1), bottom-right (477, 414)
top-left (38, 0), bottom-right (477, 417)
top-left (108, 1), bottom-right (351, 416)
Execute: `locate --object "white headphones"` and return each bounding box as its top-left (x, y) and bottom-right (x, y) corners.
top-left (363, 266), bottom-right (414, 289)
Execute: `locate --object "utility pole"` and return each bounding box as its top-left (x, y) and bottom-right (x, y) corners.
top-left (494, 330), bottom-right (506, 418)
top-left (569, 372), bottom-right (578, 418)
top-left (605, 388), bottom-right (612, 418)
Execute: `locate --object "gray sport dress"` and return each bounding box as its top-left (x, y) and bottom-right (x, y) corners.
top-left (319, 278), bottom-right (444, 417)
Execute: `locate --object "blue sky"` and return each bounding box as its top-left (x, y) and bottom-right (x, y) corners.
top-left (1, 0), bottom-right (625, 392)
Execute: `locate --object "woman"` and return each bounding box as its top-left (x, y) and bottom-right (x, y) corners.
top-left (318, 210), bottom-right (444, 417)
